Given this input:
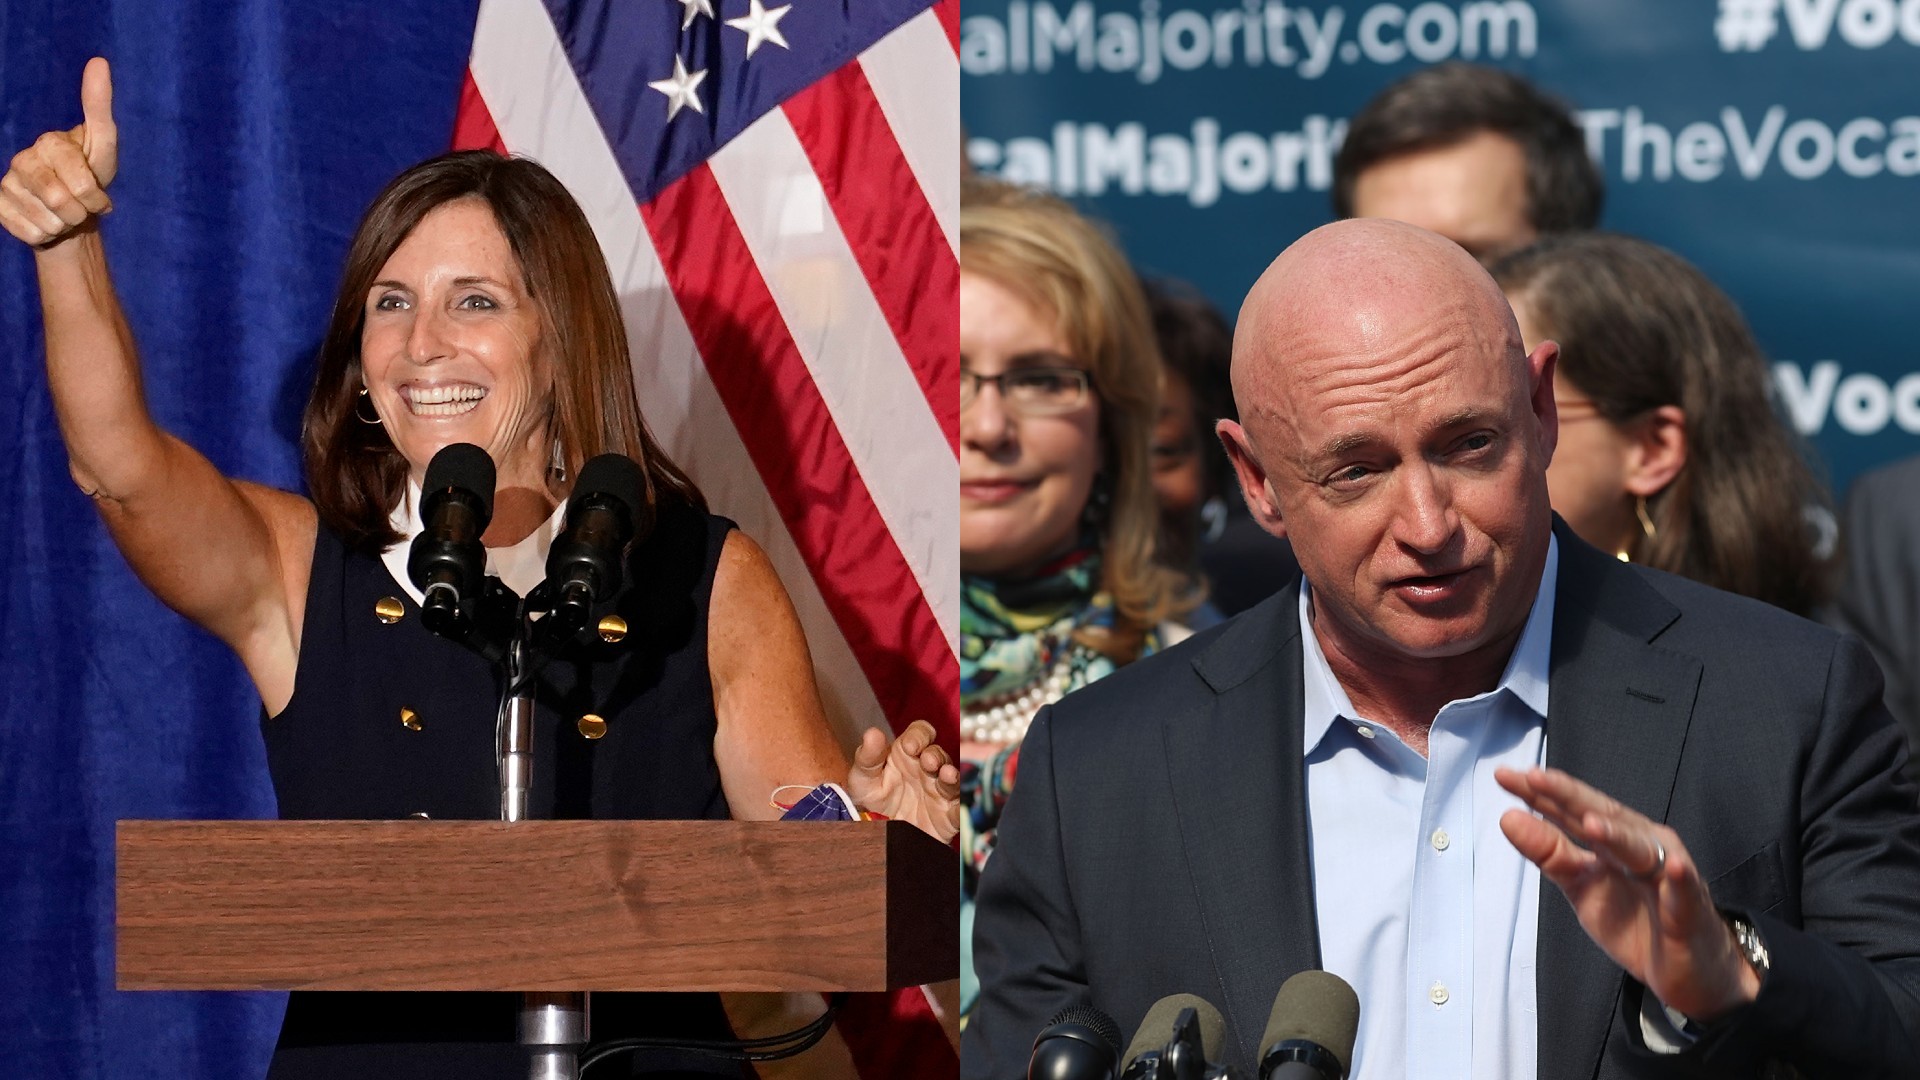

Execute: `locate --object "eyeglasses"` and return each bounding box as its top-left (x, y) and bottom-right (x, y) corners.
top-left (961, 367), bottom-right (1094, 416)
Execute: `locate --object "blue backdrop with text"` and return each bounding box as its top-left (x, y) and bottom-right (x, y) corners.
top-left (962, 0), bottom-right (1920, 492)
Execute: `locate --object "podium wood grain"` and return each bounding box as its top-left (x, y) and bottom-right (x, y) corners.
top-left (117, 819), bottom-right (956, 992)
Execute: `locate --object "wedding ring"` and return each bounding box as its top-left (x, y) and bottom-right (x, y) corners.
top-left (1640, 838), bottom-right (1668, 882)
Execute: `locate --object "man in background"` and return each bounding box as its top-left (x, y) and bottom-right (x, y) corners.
top-left (1335, 63), bottom-right (1602, 262)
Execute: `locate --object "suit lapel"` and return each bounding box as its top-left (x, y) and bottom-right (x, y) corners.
top-left (1166, 587), bottom-right (1321, 1066)
top-left (1535, 529), bottom-right (1704, 1080)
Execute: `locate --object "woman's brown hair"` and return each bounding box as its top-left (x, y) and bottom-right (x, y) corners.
top-left (961, 177), bottom-right (1195, 659)
top-left (1492, 233), bottom-right (1832, 615)
top-left (303, 151), bottom-right (702, 552)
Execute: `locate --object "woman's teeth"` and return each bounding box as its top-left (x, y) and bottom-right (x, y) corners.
top-left (403, 385), bottom-right (486, 417)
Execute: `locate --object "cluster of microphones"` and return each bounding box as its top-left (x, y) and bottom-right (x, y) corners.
top-left (412, 446), bottom-right (1366, 1078)
top-left (1029, 970), bottom-right (1359, 1080)
top-left (408, 442), bottom-right (647, 661)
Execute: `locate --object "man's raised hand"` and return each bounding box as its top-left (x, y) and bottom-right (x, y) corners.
top-left (1, 57), bottom-right (118, 247)
top-left (1496, 765), bottom-right (1762, 1024)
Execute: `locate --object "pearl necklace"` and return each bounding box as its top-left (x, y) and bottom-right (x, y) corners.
top-left (961, 647), bottom-right (1077, 745)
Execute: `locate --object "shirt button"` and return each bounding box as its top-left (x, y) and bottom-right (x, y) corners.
top-left (1355, 725), bottom-right (1376, 739)
top-left (1431, 828), bottom-right (1451, 851)
top-left (1430, 983), bottom-right (1450, 1006)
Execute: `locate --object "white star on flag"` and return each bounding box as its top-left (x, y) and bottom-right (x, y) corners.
top-left (647, 55), bottom-right (708, 120)
top-left (725, 0), bottom-right (792, 57)
top-left (675, 0), bottom-right (714, 30)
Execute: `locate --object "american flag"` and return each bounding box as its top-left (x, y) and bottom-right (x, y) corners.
top-left (451, 0), bottom-right (959, 1075)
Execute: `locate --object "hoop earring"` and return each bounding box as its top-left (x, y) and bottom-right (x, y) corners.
top-left (355, 387), bottom-right (383, 426)
top-left (1635, 495), bottom-right (1657, 541)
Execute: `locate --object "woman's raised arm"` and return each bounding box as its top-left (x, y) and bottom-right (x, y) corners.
top-left (2, 58), bottom-right (313, 711)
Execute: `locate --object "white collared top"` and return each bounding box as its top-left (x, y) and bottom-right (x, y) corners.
top-left (377, 479), bottom-right (569, 604)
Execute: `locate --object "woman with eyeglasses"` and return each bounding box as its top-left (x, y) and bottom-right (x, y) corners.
top-left (1491, 233), bottom-right (1832, 615)
top-left (958, 177), bottom-right (1196, 1023)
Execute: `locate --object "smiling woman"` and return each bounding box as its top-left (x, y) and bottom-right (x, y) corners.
top-left (358, 205), bottom-right (553, 470)
top-left (957, 176), bottom-right (1196, 1025)
top-left (957, 271), bottom-right (1102, 578)
top-left (3, 58), bottom-right (958, 1079)
top-left (302, 155), bottom-right (692, 560)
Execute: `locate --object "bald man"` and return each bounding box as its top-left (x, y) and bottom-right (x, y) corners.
top-left (962, 221), bottom-right (1920, 1080)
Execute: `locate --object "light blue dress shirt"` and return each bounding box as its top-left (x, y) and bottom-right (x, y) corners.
top-left (1300, 536), bottom-right (1557, 1080)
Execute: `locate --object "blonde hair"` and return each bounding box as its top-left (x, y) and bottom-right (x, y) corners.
top-left (961, 177), bottom-right (1194, 660)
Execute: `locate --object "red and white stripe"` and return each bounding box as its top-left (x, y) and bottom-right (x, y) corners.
top-left (457, 0), bottom-right (959, 1074)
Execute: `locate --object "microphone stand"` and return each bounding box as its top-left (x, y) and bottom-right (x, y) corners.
top-left (521, 988), bottom-right (589, 1080)
top-left (498, 636), bottom-right (535, 824)
top-left (436, 560), bottom-right (611, 1078)
top-left (495, 620), bottom-right (589, 1079)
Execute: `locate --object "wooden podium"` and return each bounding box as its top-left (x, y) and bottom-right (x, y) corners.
top-left (116, 819), bottom-right (956, 992)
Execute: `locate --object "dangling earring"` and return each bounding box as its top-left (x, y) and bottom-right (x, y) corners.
top-left (1617, 495), bottom-right (1658, 562)
top-left (355, 387), bottom-right (382, 426)
top-left (549, 439), bottom-right (568, 484)
top-left (1635, 495), bottom-right (1658, 540)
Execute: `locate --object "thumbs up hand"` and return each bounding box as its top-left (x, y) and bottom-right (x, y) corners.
top-left (1, 57), bottom-right (118, 247)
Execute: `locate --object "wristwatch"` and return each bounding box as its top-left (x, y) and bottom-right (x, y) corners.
top-left (1727, 912), bottom-right (1772, 983)
top-left (1650, 913), bottom-right (1771, 1045)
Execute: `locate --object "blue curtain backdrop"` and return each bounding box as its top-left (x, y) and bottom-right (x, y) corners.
top-left (1, 3), bottom-right (477, 1076)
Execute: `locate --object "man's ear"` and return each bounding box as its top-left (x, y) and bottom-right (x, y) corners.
top-left (1623, 405), bottom-right (1687, 498)
top-left (1527, 340), bottom-right (1561, 463)
top-left (1217, 419), bottom-right (1287, 540)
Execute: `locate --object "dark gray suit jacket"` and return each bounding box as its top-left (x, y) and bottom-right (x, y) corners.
top-left (964, 527), bottom-right (1920, 1080)
top-left (1828, 454), bottom-right (1920, 785)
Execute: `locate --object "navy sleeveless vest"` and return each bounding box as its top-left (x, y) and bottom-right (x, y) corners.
top-left (263, 497), bottom-right (744, 1078)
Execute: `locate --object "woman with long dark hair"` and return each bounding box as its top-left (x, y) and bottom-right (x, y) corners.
top-left (4, 59), bottom-right (956, 1076)
top-left (1492, 232), bottom-right (1832, 615)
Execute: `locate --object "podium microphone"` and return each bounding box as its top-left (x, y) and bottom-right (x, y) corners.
top-left (1120, 994), bottom-right (1238, 1080)
top-left (542, 453), bottom-right (644, 642)
top-left (408, 443), bottom-right (495, 638)
top-left (1257, 971), bottom-right (1359, 1080)
top-left (1029, 1004), bottom-right (1123, 1080)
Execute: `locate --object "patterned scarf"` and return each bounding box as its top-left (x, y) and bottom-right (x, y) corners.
top-left (960, 541), bottom-right (1171, 882)
top-left (958, 543), bottom-right (1171, 1022)
top-left (960, 544), bottom-right (1119, 707)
